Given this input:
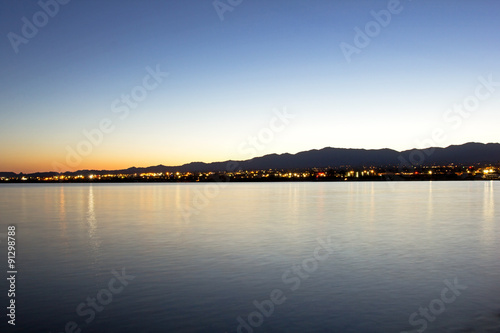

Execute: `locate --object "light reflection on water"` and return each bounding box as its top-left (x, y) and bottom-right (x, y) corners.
top-left (0, 181), bottom-right (498, 333)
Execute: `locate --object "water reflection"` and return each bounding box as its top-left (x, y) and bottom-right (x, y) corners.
top-left (427, 181), bottom-right (434, 221)
top-left (58, 186), bottom-right (69, 249)
top-left (86, 185), bottom-right (101, 266)
top-left (482, 181), bottom-right (495, 246)
top-left (483, 181), bottom-right (495, 220)
top-left (1, 182), bottom-right (499, 333)
top-left (59, 186), bottom-right (66, 221)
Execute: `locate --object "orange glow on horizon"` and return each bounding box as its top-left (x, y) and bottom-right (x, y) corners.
top-left (1, 151), bottom-right (234, 174)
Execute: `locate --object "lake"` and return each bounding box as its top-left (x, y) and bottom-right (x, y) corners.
top-left (0, 181), bottom-right (499, 332)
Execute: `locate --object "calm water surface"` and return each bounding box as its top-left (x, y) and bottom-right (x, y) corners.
top-left (0, 182), bottom-right (499, 333)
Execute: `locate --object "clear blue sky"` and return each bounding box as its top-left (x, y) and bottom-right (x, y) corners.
top-left (1, 0), bottom-right (499, 172)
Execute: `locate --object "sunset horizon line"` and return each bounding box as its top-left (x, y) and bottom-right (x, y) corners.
top-left (3, 141), bottom-right (499, 175)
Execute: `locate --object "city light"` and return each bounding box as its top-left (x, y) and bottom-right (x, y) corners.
top-left (1, 164), bottom-right (498, 183)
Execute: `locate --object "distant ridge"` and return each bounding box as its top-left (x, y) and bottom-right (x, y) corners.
top-left (2, 142), bottom-right (500, 177)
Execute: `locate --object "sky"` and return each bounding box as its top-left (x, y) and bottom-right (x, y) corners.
top-left (1, 0), bottom-right (499, 173)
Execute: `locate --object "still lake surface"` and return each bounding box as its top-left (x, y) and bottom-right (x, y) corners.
top-left (0, 181), bottom-right (499, 333)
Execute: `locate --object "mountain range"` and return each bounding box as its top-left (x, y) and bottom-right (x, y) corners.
top-left (2, 142), bottom-right (500, 177)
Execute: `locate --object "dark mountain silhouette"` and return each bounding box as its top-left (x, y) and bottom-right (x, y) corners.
top-left (1, 142), bottom-right (499, 177)
top-left (137, 142), bottom-right (499, 173)
top-left (0, 172), bottom-right (17, 178)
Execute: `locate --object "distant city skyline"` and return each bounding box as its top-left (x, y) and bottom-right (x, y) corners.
top-left (1, 0), bottom-right (499, 173)
top-left (1, 141), bottom-right (499, 175)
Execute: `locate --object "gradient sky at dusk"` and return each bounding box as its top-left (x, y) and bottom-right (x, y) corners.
top-left (1, 0), bottom-right (499, 173)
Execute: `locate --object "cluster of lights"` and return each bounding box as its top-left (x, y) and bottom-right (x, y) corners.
top-left (1, 165), bottom-right (499, 182)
